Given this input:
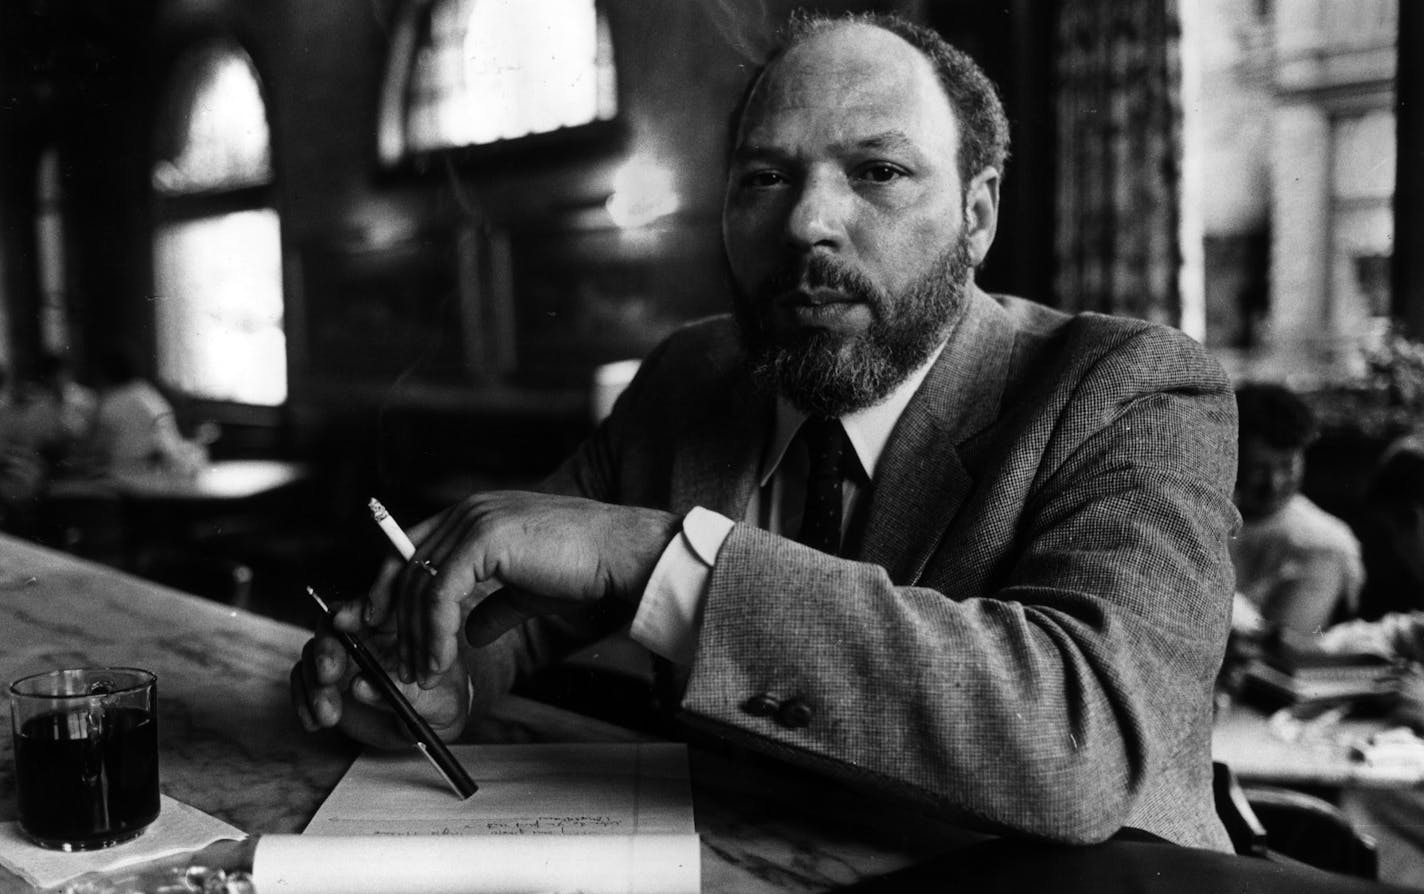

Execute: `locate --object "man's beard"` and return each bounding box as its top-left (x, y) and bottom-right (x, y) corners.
top-left (732, 236), bottom-right (974, 418)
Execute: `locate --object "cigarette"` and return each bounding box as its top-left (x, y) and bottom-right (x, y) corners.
top-left (368, 498), bottom-right (437, 576)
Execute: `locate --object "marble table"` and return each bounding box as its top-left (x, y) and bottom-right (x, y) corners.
top-left (0, 533), bottom-right (971, 893)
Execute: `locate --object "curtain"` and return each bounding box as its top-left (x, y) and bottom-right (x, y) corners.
top-left (1054, 0), bottom-right (1183, 325)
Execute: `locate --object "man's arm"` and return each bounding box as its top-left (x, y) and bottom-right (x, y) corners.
top-left (676, 327), bottom-right (1238, 845)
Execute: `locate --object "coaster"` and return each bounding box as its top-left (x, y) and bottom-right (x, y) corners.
top-left (0, 794), bottom-right (244, 890)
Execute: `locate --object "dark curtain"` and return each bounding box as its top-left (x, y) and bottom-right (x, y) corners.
top-left (1054, 0), bottom-right (1183, 325)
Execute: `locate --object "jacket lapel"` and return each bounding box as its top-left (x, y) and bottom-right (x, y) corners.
top-left (854, 288), bottom-right (1017, 584)
top-left (670, 365), bottom-right (768, 521)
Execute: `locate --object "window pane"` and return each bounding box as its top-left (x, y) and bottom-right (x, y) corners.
top-left (152, 46), bottom-right (272, 195)
top-left (407, 0), bottom-right (616, 151)
top-left (1332, 109), bottom-right (1396, 322)
top-left (153, 210), bottom-right (287, 405)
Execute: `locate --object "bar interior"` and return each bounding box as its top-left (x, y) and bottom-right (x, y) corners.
top-left (2, 1), bottom-right (1423, 891)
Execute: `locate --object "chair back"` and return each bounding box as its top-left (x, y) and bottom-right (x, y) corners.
top-left (1212, 760), bottom-right (1379, 880)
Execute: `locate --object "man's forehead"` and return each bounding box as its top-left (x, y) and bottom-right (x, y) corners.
top-left (739, 23), bottom-right (954, 143)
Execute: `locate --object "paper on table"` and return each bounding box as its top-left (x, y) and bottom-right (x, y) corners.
top-left (306, 742), bottom-right (695, 837)
top-left (0, 794), bottom-right (244, 890)
top-left (256, 742), bottom-right (699, 894)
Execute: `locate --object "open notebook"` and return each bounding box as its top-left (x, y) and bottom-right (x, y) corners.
top-left (250, 742), bottom-right (699, 894)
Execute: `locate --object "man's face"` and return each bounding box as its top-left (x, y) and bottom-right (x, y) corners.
top-left (1234, 435), bottom-right (1305, 521)
top-left (721, 24), bottom-right (994, 416)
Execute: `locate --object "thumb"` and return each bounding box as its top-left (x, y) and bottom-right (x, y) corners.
top-left (463, 586), bottom-right (566, 646)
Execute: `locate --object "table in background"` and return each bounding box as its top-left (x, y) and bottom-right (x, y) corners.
top-left (1213, 698), bottom-right (1424, 790)
top-left (40, 460), bottom-right (316, 610)
top-left (104, 459), bottom-right (309, 503)
top-left (0, 533), bottom-right (979, 894)
top-left (45, 459), bottom-right (310, 505)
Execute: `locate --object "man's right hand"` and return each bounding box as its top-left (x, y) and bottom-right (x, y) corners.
top-left (289, 595), bottom-right (469, 750)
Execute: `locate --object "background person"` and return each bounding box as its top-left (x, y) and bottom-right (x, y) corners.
top-left (0, 363), bottom-right (46, 533)
top-left (9, 352), bottom-right (96, 476)
top-left (1356, 436), bottom-right (1424, 620)
top-left (1230, 382), bottom-right (1363, 637)
top-left (85, 344), bottom-right (207, 476)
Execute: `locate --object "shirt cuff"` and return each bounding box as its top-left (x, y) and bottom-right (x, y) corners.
top-left (630, 506), bottom-right (734, 665)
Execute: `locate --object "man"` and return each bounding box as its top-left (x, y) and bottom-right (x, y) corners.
top-left (293, 12), bottom-right (1238, 850)
top-left (1230, 383), bottom-right (1362, 636)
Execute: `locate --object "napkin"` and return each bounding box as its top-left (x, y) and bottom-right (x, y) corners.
top-left (0, 794), bottom-right (244, 890)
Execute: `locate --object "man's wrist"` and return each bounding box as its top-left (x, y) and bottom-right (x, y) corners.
top-left (631, 507), bottom-right (734, 665)
top-left (622, 507), bottom-right (685, 606)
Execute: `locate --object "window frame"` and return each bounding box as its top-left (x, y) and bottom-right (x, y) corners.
top-left (148, 37), bottom-right (288, 421)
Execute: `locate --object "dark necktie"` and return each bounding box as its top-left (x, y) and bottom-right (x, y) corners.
top-left (796, 417), bottom-right (851, 555)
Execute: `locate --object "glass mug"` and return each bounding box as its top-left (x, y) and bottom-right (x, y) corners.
top-left (9, 667), bottom-right (161, 850)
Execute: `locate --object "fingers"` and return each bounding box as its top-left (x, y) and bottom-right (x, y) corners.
top-left (293, 630), bottom-right (350, 731)
top-left (291, 624), bottom-right (463, 749)
top-left (464, 586), bottom-right (565, 647)
top-left (361, 558), bottom-right (402, 629)
top-left (396, 503), bottom-right (486, 686)
top-left (346, 664), bottom-right (470, 745)
top-left (365, 510), bottom-right (447, 629)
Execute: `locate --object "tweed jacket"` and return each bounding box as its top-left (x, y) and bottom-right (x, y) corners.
top-left (512, 287), bottom-right (1238, 851)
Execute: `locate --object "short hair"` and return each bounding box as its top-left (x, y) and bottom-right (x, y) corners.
top-left (728, 10), bottom-right (1012, 189)
top-left (1234, 383), bottom-right (1318, 450)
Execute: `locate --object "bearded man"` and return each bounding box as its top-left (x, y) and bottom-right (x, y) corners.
top-left (292, 11), bottom-right (1239, 851)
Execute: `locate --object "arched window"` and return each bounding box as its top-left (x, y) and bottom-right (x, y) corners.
top-left (151, 41), bottom-right (286, 406)
top-left (381, 0), bottom-right (617, 163)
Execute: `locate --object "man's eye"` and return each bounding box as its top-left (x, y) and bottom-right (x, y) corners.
top-left (740, 170), bottom-right (787, 189)
top-left (856, 163), bottom-right (907, 184)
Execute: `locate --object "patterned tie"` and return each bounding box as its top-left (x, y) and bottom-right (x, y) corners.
top-left (796, 417), bottom-right (851, 555)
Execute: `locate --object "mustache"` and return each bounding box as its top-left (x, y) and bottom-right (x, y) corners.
top-left (758, 254), bottom-right (884, 307)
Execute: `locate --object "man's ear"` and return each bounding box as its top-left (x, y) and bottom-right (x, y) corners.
top-left (964, 167), bottom-right (1000, 267)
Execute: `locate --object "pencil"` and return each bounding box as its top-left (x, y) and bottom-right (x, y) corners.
top-left (306, 586), bottom-right (477, 799)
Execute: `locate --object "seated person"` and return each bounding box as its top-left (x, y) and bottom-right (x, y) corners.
top-left (292, 12), bottom-right (1240, 851)
top-left (1230, 383), bottom-right (1362, 636)
top-left (1357, 436), bottom-right (1424, 620)
top-left (9, 352), bottom-right (97, 475)
top-left (85, 345), bottom-right (206, 476)
top-left (0, 365), bottom-right (46, 533)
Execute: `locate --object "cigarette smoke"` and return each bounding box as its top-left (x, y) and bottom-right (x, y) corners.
top-left (696, 0), bottom-right (776, 64)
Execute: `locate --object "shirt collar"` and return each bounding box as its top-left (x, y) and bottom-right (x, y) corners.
top-left (759, 338), bottom-right (948, 486)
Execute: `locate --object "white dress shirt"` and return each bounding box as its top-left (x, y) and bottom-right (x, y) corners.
top-left (631, 341), bottom-right (946, 664)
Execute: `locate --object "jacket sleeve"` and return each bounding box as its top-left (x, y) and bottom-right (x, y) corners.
top-left (675, 326), bottom-right (1239, 846)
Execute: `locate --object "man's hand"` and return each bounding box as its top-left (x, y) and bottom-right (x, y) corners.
top-left (289, 596), bottom-right (469, 749)
top-left (365, 491), bottom-right (680, 688)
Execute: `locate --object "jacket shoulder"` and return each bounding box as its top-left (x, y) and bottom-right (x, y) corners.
top-left (988, 295), bottom-right (1231, 397)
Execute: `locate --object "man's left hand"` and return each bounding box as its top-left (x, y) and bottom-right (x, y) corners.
top-left (364, 491), bottom-right (680, 687)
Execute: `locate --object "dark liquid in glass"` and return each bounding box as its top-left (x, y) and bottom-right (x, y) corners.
top-left (14, 707), bottom-right (160, 849)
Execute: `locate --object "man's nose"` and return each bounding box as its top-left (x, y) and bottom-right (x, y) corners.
top-left (785, 171), bottom-right (849, 250)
